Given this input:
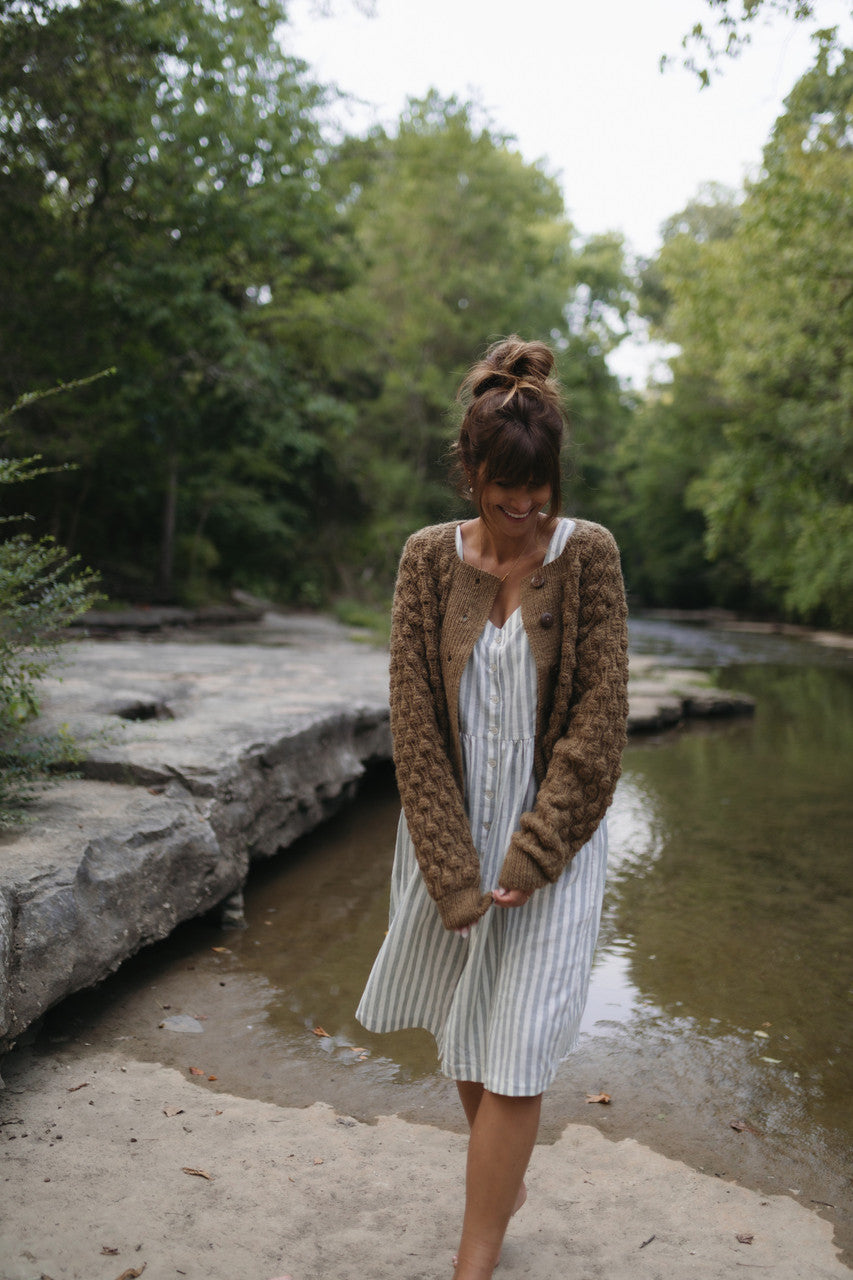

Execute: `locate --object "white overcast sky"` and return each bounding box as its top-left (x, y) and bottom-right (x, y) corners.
top-left (284, 0), bottom-right (852, 381)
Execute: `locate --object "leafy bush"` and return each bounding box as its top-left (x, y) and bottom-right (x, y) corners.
top-left (1, 387), bottom-right (102, 825)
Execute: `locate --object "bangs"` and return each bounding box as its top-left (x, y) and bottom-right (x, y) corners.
top-left (480, 418), bottom-right (556, 491)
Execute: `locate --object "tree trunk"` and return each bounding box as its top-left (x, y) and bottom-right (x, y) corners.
top-left (159, 449), bottom-right (178, 598)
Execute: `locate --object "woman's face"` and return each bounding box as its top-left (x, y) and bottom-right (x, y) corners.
top-left (475, 468), bottom-right (552, 541)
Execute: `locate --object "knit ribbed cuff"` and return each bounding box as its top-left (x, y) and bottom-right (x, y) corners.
top-left (497, 845), bottom-right (551, 895)
top-left (435, 887), bottom-right (493, 932)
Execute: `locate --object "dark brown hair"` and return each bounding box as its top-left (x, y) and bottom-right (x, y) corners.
top-left (451, 335), bottom-right (565, 518)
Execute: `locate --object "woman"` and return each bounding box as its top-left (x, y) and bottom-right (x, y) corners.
top-left (357, 336), bottom-right (629, 1279)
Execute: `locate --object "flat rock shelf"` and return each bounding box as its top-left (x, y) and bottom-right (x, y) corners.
top-left (0, 613), bottom-right (753, 1054)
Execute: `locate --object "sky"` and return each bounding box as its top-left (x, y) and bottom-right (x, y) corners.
top-left (283, 0), bottom-right (852, 382)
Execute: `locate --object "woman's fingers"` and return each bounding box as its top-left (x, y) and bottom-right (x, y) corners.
top-left (492, 886), bottom-right (531, 908)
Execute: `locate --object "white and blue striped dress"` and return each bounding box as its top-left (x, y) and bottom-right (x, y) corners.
top-left (356, 517), bottom-right (608, 1096)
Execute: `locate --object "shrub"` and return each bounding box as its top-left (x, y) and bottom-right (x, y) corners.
top-left (0, 383), bottom-right (103, 825)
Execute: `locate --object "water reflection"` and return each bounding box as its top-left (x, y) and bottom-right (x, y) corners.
top-left (218, 648), bottom-right (853, 1157)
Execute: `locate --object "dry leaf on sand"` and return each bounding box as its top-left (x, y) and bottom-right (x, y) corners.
top-left (730, 1118), bottom-right (763, 1136)
top-left (586, 1092), bottom-right (611, 1104)
top-left (181, 1167), bottom-right (213, 1181)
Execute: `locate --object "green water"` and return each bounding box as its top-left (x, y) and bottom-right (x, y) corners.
top-left (603, 659), bottom-right (853, 1143)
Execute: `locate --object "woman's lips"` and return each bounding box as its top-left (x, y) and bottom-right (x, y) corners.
top-left (500, 507), bottom-right (533, 521)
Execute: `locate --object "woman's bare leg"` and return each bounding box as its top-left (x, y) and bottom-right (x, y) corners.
top-left (455, 1082), bottom-right (527, 1215)
top-left (456, 1080), bottom-right (485, 1128)
top-left (453, 1089), bottom-right (541, 1279)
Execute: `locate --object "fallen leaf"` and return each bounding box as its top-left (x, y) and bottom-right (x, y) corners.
top-left (753, 1030), bottom-right (770, 1039)
top-left (115, 1267), bottom-right (146, 1280)
top-left (760, 1056), bottom-right (782, 1064)
top-left (214, 1110), bottom-right (223, 1116)
top-left (586, 1092), bottom-right (611, 1105)
top-left (67, 1082), bottom-right (90, 1093)
top-left (312, 1027), bottom-right (330, 1038)
top-left (736, 1233), bottom-right (754, 1245)
top-left (211, 947), bottom-right (230, 954)
top-left (188, 1067), bottom-right (205, 1076)
top-left (207, 1075), bottom-right (217, 1082)
top-left (348, 1047), bottom-right (367, 1054)
top-left (163, 1106), bottom-right (184, 1118)
top-left (313, 1157), bottom-right (324, 1165)
top-left (356, 1054), bottom-right (368, 1061)
top-left (101, 1246), bottom-right (119, 1255)
top-left (181, 1167), bottom-right (212, 1181)
top-left (730, 1119), bottom-right (763, 1136)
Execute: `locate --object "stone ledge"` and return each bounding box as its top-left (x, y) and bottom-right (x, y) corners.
top-left (0, 623), bottom-right (753, 1054)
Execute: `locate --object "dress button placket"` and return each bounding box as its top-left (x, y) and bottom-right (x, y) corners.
top-left (484, 631), bottom-right (500, 839)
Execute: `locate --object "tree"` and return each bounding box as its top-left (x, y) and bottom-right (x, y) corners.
top-left (693, 41), bottom-right (853, 626)
top-left (613, 186), bottom-right (747, 608)
top-left (668, 0), bottom-right (851, 84)
top-left (632, 44), bottom-right (853, 626)
top-left (0, 0), bottom-right (352, 602)
top-left (318, 93), bottom-right (632, 581)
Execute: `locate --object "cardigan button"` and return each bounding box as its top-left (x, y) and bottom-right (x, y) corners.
top-left (539, 611), bottom-right (554, 629)
top-left (530, 572), bottom-right (545, 588)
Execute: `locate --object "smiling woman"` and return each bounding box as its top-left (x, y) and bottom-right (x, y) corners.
top-left (452, 338), bottom-right (563, 617)
top-left (355, 335), bottom-right (629, 1278)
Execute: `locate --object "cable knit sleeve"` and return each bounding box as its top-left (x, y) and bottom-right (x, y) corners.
top-left (497, 528), bottom-right (629, 894)
top-left (389, 533), bottom-right (493, 931)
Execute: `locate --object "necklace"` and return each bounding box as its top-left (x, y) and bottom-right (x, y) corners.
top-left (481, 521), bottom-right (541, 583)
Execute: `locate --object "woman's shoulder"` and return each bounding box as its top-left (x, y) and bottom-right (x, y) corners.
top-left (555, 518), bottom-right (620, 563)
top-left (399, 520), bottom-right (460, 565)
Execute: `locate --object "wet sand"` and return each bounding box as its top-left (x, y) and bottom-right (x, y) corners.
top-left (2, 1043), bottom-right (850, 1280)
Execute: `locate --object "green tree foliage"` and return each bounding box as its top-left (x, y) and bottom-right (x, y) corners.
top-left (694, 42), bottom-right (853, 626)
top-left (317, 93), bottom-right (631, 582)
top-left (610, 186), bottom-right (746, 608)
top-left (670, 0), bottom-right (849, 84)
top-left (0, 0), bottom-right (352, 602)
top-left (631, 46), bottom-right (853, 626)
top-left (0, 384), bottom-right (101, 826)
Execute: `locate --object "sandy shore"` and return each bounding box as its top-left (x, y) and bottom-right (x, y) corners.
top-left (1, 1045), bottom-right (849, 1280)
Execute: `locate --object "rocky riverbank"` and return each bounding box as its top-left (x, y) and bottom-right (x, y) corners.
top-left (0, 612), bottom-right (754, 1055)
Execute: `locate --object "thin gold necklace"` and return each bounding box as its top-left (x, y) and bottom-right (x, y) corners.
top-left (481, 521), bottom-right (540, 584)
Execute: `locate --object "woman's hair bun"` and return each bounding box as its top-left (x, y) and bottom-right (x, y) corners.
top-left (452, 334), bottom-right (566, 516)
top-left (468, 335), bottom-right (555, 402)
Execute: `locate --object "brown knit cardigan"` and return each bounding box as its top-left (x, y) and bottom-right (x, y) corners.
top-left (389, 519), bottom-right (629, 932)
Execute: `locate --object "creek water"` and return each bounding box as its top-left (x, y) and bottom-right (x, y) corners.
top-left (39, 618), bottom-right (853, 1254)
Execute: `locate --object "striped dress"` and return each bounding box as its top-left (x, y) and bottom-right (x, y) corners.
top-left (356, 517), bottom-right (608, 1096)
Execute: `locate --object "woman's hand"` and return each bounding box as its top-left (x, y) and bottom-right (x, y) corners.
top-left (454, 887), bottom-right (530, 934)
top-left (491, 886), bottom-right (532, 909)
